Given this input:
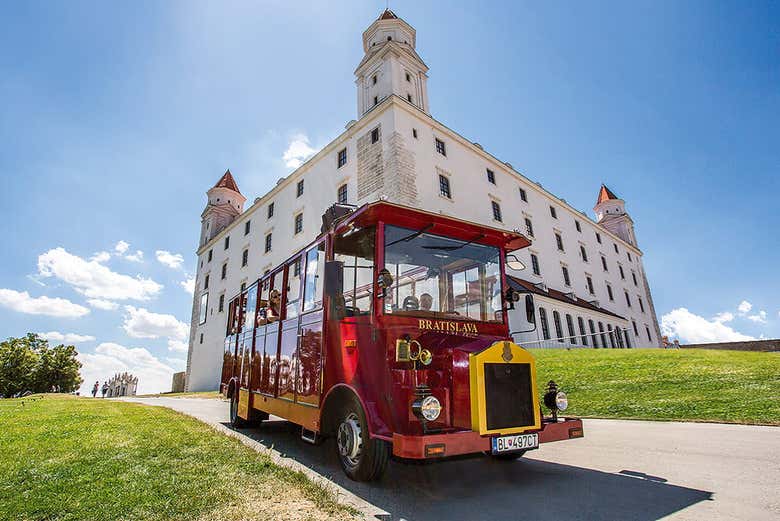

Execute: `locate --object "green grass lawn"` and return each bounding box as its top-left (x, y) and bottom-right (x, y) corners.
top-left (0, 395), bottom-right (356, 521)
top-left (531, 348), bottom-right (780, 425)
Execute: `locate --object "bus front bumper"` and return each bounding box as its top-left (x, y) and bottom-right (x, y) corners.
top-left (391, 418), bottom-right (584, 459)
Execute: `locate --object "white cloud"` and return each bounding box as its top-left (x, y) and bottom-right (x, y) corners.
top-left (167, 339), bottom-right (189, 353)
top-left (180, 276), bottom-right (195, 295)
top-left (122, 306), bottom-right (189, 342)
top-left (87, 298), bottom-right (119, 311)
top-left (125, 250), bottom-right (144, 263)
top-left (37, 247), bottom-right (162, 301)
top-left (661, 308), bottom-right (755, 344)
top-left (282, 133), bottom-right (317, 168)
top-left (91, 251), bottom-right (111, 263)
top-left (114, 241), bottom-right (130, 255)
top-left (165, 357), bottom-right (187, 371)
top-left (712, 311), bottom-right (734, 323)
top-left (78, 342), bottom-right (178, 395)
top-left (737, 300), bottom-right (752, 314)
top-left (747, 310), bottom-right (767, 324)
top-left (39, 331), bottom-right (96, 343)
top-left (0, 289), bottom-right (90, 318)
top-left (155, 250), bottom-right (184, 270)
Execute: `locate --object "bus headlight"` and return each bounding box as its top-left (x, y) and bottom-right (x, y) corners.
top-left (419, 396), bottom-right (442, 421)
top-left (555, 391), bottom-right (568, 411)
top-left (543, 380), bottom-right (567, 412)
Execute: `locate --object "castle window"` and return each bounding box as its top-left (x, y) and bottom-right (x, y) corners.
top-left (439, 175), bottom-right (451, 199)
top-left (297, 180), bottom-right (304, 197)
top-left (619, 265), bottom-right (625, 279)
top-left (614, 243), bottom-right (619, 254)
top-left (491, 201), bottom-right (502, 222)
top-left (372, 75), bottom-right (377, 85)
top-left (240, 282), bottom-right (246, 292)
top-left (244, 220), bottom-right (250, 235)
top-left (406, 72), bottom-right (411, 82)
top-left (539, 307), bottom-right (550, 340)
top-left (553, 311), bottom-right (564, 342)
top-left (486, 169), bottom-right (495, 184)
top-left (242, 249), bottom-right (248, 267)
top-left (578, 317), bottom-right (588, 346)
top-left (371, 127), bottom-right (380, 143)
top-left (531, 253), bottom-right (540, 276)
top-left (387, 36), bottom-right (392, 41)
top-left (589, 319), bottom-right (598, 347)
top-left (337, 147), bottom-right (347, 168)
top-left (580, 245), bottom-right (588, 262)
top-left (596, 232), bottom-right (602, 244)
top-left (373, 96), bottom-right (378, 105)
top-left (435, 138), bottom-right (446, 156)
top-left (633, 320), bottom-right (639, 336)
top-left (265, 233), bottom-right (272, 253)
top-left (224, 236), bottom-right (229, 250)
top-left (412, 128), bottom-right (418, 139)
top-left (639, 296), bottom-right (645, 313)
top-left (519, 187), bottom-right (527, 202)
top-left (207, 249), bottom-right (212, 262)
top-left (627, 252), bottom-right (632, 262)
top-left (555, 232), bottom-right (564, 252)
top-left (204, 274), bottom-right (209, 290)
top-left (646, 325), bottom-right (652, 342)
top-left (586, 276), bottom-right (594, 295)
top-left (407, 94), bottom-right (412, 103)
top-left (199, 333), bottom-right (203, 344)
top-left (199, 293), bottom-right (208, 325)
top-left (218, 294), bottom-right (224, 313)
top-left (338, 184), bottom-right (348, 204)
top-left (550, 206), bottom-right (557, 219)
top-left (625, 291), bottom-right (631, 307)
top-left (221, 263), bottom-right (227, 280)
top-left (267, 202), bottom-right (274, 219)
top-left (632, 271), bottom-right (638, 286)
top-left (294, 213), bottom-right (303, 235)
top-left (566, 314), bottom-right (576, 344)
top-left (575, 220), bottom-right (581, 233)
top-left (601, 256), bottom-right (608, 271)
top-left (524, 217), bottom-right (534, 237)
top-left (606, 283), bottom-right (614, 301)
top-left (562, 266), bottom-right (571, 286)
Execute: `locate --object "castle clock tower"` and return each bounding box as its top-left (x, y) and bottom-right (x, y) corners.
top-left (355, 9), bottom-right (430, 117)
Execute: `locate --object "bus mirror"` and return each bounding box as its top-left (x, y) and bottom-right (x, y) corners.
top-left (324, 261), bottom-right (344, 299)
top-left (525, 294), bottom-right (536, 324)
top-left (506, 254), bottom-right (526, 272)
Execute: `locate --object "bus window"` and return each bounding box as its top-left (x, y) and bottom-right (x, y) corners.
top-left (286, 256), bottom-right (302, 319)
top-left (256, 278), bottom-right (270, 326)
top-left (383, 225), bottom-right (501, 322)
top-left (245, 282), bottom-right (258, 331)
top-left (302, 242), bottom-right (326, 312)
top-left (267, 272), bottom-right (283, 323)
top-left (334, 226), bottom-right (375, 315)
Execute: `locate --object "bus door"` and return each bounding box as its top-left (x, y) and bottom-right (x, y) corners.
top-left (278, 255), bottom-right (303, 401)
top-left (296, 241), bottom-right (326, 407)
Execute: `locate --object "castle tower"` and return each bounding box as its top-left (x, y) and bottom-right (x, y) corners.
top-left (200, 170), bottom-right (246, 247)
top-left (594, 184), bottom-right (637, 247)
top-left (355, 9), bottom-right (430, 117)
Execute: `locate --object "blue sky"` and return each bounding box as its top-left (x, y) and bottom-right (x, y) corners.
top-left (1, 1), bottom-right (778, 393)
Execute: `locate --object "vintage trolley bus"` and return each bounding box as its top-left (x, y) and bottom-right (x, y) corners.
top-left (221, 201), bottom-right (583, 481)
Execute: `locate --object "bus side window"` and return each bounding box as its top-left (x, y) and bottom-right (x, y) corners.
top-left (285, 256), bottom-right (303, 319)
top-left (245, 283), bottom-right (258, 330)
top-left (257, 279), bottom-right (270, 326)
top-left (334, 226), bottom-right (375, 315)
top-left (303, 242), bottom-right (326, 312)
top-left (267, 272), bottom-right (283, 323)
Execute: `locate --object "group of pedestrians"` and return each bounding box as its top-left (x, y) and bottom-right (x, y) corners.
top-left (90, 381), bottom-right (109, 398)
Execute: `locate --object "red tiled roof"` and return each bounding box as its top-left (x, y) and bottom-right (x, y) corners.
top-left (596, 184), bottom-right (619, 205)
top-left (213, 169), bottom-right (241, 194)
top-left (507, 275), bottom-right (625, 320)
top-left (379, 9), bottom-right (398, 20)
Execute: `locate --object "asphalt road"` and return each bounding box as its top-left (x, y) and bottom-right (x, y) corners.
top-left (127, 397), bottom-right (779, 521)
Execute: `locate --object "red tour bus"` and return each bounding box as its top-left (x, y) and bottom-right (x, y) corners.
top-left (221, 201), bottom-right (583, 481)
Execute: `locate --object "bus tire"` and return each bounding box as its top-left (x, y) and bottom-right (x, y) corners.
top-left (335, 397), bottom-right (389, 481)
top-left (229, 391), bottom-right (249, 428)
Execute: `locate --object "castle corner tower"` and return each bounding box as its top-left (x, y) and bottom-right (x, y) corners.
top-left (594, 184), bottom-right (637, 247)
top-left (200, 170), bottom-right (246, 247)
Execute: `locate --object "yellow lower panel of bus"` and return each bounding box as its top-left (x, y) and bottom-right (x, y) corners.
top-left (251, 391), bottom-right (320, 432)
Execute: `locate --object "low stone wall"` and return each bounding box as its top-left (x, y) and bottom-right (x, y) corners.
top-left (681, 339), bottom-right (780, 352)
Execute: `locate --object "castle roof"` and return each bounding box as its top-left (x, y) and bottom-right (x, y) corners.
top-left (213, 169), bottom-right (241, 194)
top-left (379, 9), bottom-right (398, 20)
top-left (596, 184), bottom-right (620, 205)
top-left (507, 275), bottom-right (626, 320)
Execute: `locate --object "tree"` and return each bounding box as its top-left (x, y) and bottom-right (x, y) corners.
top-left (0, 333), bottom-right (83, 397)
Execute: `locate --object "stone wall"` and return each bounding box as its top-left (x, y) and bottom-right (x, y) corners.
top-left (682, 339), bottom-right (780, 352)
top-left (171, 371), bottom-right (186, 393)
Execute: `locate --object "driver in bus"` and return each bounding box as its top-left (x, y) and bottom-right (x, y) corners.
top-left (419, 293), bottom-right (433, 311)
top-left (267, 289), bottom-right (281, 322)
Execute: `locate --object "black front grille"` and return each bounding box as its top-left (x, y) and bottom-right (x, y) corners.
top-left (484, 363), bottom-right (534, 431)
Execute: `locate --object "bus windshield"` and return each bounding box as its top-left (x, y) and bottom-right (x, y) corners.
top-left (383, 225), bottom-right (503, 322)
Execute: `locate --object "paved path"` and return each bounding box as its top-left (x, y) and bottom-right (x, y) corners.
top-left (126, 397), bottom-right (779, 521)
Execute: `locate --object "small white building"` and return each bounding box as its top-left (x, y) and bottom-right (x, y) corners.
top-left (106, 372), bottom-right (138, 397)
top-left (185, 10), bottom-right (662, 391)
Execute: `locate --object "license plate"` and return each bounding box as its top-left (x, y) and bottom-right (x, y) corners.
top-left (491, 433), bottom-right (539, 454)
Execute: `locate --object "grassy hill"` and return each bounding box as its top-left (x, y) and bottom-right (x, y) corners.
top-left (0, 395), bottom-right (356, 521)
top-left (531, 348), bottom-right (780, 425)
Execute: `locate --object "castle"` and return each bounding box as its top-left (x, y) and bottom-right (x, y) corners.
top-left (185, 10), bottom-right (661, 391)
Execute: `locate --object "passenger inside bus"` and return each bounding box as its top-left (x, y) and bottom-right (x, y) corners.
top-left (267, 289), bottom-right (281, 322)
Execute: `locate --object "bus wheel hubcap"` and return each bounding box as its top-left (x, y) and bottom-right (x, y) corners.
top-left (337, 413), bottom-right (362, 465)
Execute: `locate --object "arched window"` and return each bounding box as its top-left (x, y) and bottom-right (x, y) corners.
top-left (589, 319), bottom-right (598, 347)
top-left (578, 317), bottom-right (588, 346)
top-left (566, 314), bottom-right (576, 344)
top-left (539, 307), bottom-right (550, 340)
top-left (624, 328), bottom-right (632, 348)
top-left (607, 324), bottom-right (616, 348)
top-left (552, 310), bottom-right (564, 342)
top-left (599, 322), bottom-right (607, 348)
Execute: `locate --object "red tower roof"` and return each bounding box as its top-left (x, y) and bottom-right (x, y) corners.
top-left (213, 169), bottom-right (241, 194)
top-left (379, 9), bottom-right (398, 20)
top-left (596, 184), bottom-right (619, 205)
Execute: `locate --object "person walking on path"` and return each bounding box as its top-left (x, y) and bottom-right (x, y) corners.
top-left (91, 381), bottom-right (99, 398)
top-left (101, 382), bottom-right (109, 398)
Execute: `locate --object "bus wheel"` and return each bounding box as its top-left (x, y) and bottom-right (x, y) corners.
top-left (335, 399), bottom-right (389, 481)
top-left (229, 392), bottom-right (249, 428)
